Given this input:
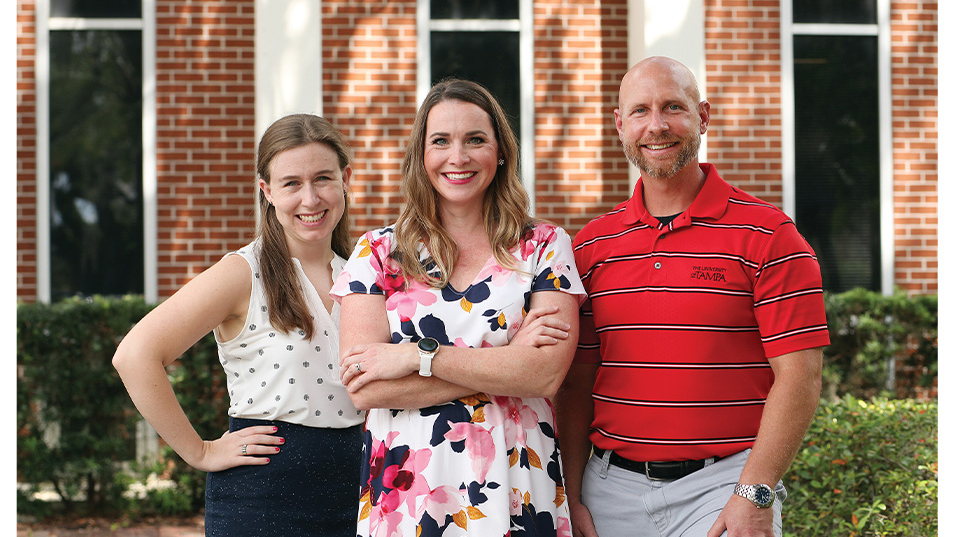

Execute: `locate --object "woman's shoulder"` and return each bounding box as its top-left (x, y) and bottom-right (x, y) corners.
top-left (524, 221), bottom-right (572, 246)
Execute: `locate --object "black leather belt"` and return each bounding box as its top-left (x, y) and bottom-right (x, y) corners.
top-left (593, 447), bottom-right (719, 481)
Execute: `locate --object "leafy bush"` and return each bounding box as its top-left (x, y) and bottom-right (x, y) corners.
top-left (17, 291), bottom-right (938, 524)
top-left (17, 295), bottom-right (227, 518)
top-left (17, 295), bottom-right (150, 515)
top-left (823, 289), bottom-right (937, 400)
top-left (784, 397), bottom-right (937, 536)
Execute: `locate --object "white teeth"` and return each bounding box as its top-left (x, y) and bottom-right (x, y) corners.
top-left (646, 143), bottom-right (676, 150)
top-left (298, 210), bottom-right (326, 223)
top-left (445, 172), bottom-right (475, 180)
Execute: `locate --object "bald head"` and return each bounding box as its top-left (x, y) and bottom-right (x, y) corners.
top-left (614, 56), bottom-right (710, 180)
top-left (619, 56), bottom-right (701, 109)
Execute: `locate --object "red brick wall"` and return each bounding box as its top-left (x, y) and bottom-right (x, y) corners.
top-left (321, 0), bottom-right (630, 239)
top-left (703, 0), bottom-right (783, 205)
top-left (155, 0), bottom-right (257, 297)
top-left (14, 1), bottom-right (938, 300)
top-left (321, 0), bottom-right (418, 236)
top-left (534, 0), bottom-right (630, 235)
top-left (890, 1), bottom-right (937, 294)
top-left (16, 0), bottom-right (37, 301)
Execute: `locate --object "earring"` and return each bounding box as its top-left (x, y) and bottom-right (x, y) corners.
top-left (498, 159), bottom-right (505, 166)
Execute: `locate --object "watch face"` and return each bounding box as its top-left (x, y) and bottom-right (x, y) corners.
top-left (418, 337), bottom-right (439, 353)
top-left (754, 485), bottom-right (772, 505)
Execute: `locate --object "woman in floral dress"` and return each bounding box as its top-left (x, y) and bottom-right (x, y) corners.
top-left (330, 79), bottom-right (585, 537)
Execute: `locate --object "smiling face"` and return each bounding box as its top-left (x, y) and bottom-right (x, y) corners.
top-left (259, 142), bottom-right (352, 256)
top-left (615, 58), bottom-right (710, 180)
top-left (423, 99), bottom-right (500, 211)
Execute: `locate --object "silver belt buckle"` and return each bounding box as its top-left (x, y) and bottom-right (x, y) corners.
top-left (644, 461), bottom-right (664, 481)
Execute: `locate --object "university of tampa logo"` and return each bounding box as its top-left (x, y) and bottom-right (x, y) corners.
top-left (690, 265), bottom-right (727, 282)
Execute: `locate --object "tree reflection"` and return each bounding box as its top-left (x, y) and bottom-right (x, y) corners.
top-left (49, 30), bottom-right (143, 299)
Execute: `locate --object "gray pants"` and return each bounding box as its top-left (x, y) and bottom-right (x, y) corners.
top-left (581, 448), bottom-right (786, 537)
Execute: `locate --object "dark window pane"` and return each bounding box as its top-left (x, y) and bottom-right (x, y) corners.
top-left (793, 0), bottom-right (876, 24)
top-left (794, 35), bottom-right (880, 292)
top-left (431, 31), bottom-right (520, 136)
top-left (51, 0), bottom-right (141, 18)
top-left (49, 30), bottom-right (143, 299)
top-left (431, 0), bottom-right (518, 20)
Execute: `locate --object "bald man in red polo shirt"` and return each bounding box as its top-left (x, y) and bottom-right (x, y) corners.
top-left (557, 57), bottom-right (830, 537)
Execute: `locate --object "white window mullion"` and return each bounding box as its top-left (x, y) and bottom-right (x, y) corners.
top-left (47, 18), bottom-right (144, 31)
top-left (143, 0), bottom-right (157, 303)
top-left (877, 0), bottom-right (894, 295)
top-left (519, 0), bottom-right (535, 215)
top-left (781, 0), bottom-right (795, 221)
top-left (36, 0), bottom-right (51, 303)
top-left (416, 1), bottom-right (430, 105)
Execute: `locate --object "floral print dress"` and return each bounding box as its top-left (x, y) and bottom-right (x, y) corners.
top-left (330, 223), bottom-right (585, 537)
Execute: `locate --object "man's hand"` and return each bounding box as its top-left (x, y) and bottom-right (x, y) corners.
top-left (706, 494), bottom-right (774, 537)
top-left (569, 501), bottom-right (600, 537)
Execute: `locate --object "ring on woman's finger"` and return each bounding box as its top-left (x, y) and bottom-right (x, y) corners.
top-left (241, 444), bottom-right (248, 456)
top-left (355, 362), bottom-right (362, 373)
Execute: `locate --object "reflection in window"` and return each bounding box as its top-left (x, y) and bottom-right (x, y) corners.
top-left (49, 30), bottom-right (143, 299)
top-left (430, 31), bottom-right (521, 134)
top-left (51, 0), bottom-right (141, 19)
top-left (430, 0), bottom-right (518, 20)
top-left (794, 35), bottom-right (880, 292)
top-left (792, 0), bottom-right (876, 24)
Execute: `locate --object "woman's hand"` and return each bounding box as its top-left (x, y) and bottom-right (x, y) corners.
top-left (190, 425), bottom-right (285, 472)
top-left (339, 342), bottom-right (418, 393)
top-left (510, 305), bottom-right (571, 348)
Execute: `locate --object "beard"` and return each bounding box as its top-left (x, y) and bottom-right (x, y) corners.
top-left (623, 128), bottom-right (701, 179)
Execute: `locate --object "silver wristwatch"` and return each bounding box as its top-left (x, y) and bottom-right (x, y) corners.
top-left (417, 337), bottom-right (439, 377)
top-left (733, 483), bottom-right (776, 509)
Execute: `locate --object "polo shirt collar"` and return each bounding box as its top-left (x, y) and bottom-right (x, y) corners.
top-left (622, 163), bottom-right (731, 226)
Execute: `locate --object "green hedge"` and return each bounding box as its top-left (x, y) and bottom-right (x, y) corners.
top-left (784, 396), bottom-right (937, 536)
top-left (823, 288), bottom-right (937, 400)
top-left (16, 289), bottom-right (938, 523)
top-left (17, 295), bottom-right (228, 518)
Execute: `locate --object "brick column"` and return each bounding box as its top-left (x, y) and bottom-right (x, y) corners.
top-left (155, 0), bottom-right (257, 297)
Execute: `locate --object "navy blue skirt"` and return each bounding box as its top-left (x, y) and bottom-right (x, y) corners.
top-left (205, 418), bottom-right (363, 537)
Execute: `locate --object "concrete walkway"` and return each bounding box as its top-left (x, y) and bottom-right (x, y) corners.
top-left (17, 527), bottom-right (204, 537)
top-left (16, 518), bottom-right (204, 537)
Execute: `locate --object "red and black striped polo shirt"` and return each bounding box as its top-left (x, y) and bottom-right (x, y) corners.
top-left (573, 163), bottom-right (830, 462)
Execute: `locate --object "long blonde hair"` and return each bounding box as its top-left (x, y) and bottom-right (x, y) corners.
top-left (256, 114), bottom-right (353, 338)
top-left (393, 78), bottom-right (533, 287)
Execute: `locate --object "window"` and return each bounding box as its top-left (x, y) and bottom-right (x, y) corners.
top-left (40, 0), bottom-right (154, 301)
top-left (419, 0), bottom-right (535, 211)
top-left (783, 0), bottom-right (891, 293)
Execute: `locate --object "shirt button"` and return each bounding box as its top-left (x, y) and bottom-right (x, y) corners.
top-left (660, 234), bottom-right (666, 240)
top-left (654, 261), bottom-right (662, 269)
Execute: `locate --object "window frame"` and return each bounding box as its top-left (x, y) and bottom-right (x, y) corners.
top-left (781, 0), bottom-right (893, 293)
top-left (416, 0), bottom-right (536, 214)
top-left (35, 0), bottom-right (156, 302)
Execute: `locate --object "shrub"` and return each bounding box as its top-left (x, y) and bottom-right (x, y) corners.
top-left (823, 289), bottom-right (937, 400)
top-left (783, 396), bottom-right (937, 536)
top-left (17, 295), bottom-right (227, 518)
top-left (16, 291), bottom-right (939, 524)
top-left (17, 295), bottom-right (150, 515)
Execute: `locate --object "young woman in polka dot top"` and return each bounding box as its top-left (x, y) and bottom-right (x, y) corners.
top-left (113, 114), bottom-right (365, 536)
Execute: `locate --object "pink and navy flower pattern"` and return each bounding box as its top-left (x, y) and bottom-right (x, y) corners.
top-left (331, 223), bottom-right (584, 537)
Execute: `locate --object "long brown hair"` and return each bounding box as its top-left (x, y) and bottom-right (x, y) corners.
top-left (256, 114), bottom-right (353, 338)
top-left (393, 78), bottom-right (533, 287)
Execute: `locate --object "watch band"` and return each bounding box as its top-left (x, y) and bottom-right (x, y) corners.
top-left (417, 337), bottom-right (439, 377)
top-left (733, 483), bottom-right (776, 509)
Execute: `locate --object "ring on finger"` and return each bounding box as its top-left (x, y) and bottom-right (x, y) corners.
top-left (355, 362), bottom-right (362, 373)
top-left (241, 444), bottom-right (248, 456)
